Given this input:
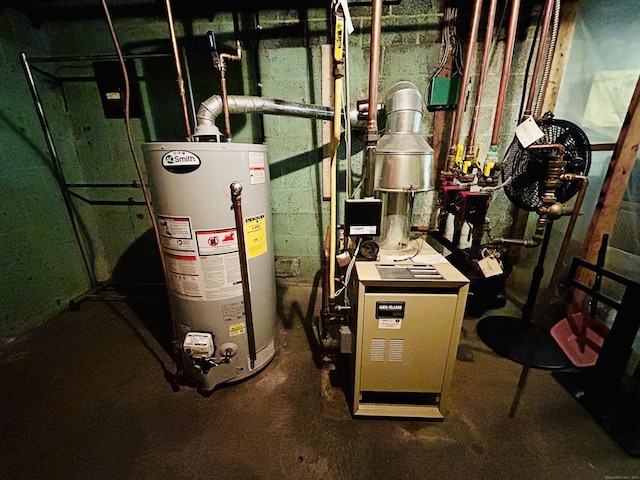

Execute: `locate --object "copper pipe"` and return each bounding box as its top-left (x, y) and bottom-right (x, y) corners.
top-left (217, 18), bottom-right (242, 141)
top-left (467, 0), bottom-right (498, 153)
top-left (524, 0), bottom-right (554, 117)
top-left (220, 68), bottom-right (233, 140)
top-left (164, 0), bottom-right (192, 138)
top-left (491, 0), bottom-right (522, 145)
top-left (490, 143), bottom-right (565, 247)
top-left (539, 173), bottom-right (589, 321)
top-left (509, 172), bottom-right (588, 418)
top-left (367, 0), bottom-right (383, 129)
top-left (449, 0), bottom-right (484, 156)
top-left (363, 0), bottom-right (383, 197)
top-left (230, 183), bottom-right (257, 369)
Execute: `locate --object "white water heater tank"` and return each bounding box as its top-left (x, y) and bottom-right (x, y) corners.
top-left (142, 142), bottom-right (278, 391)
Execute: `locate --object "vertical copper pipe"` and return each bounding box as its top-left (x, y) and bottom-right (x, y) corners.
top-left (491, 0), bottom-right (521, 145)
top-left (449, 0), bottom-right (484, 155)
top-left (467, 0), bottom-right (498, 152)
top-left (363, 0), bottom-right (383, 197)
top-left (367, 0), bottom-right (382, 130)
top-left (524, 0), bottom-right (554, 116)
top-left (165, 0), bottom-right (192, 138)
top-left (539, 174), bottom-right (589, 321)
top-left (230, 183), bottom-right (257, 369)
top-left (218, 42), bottom-right (243, 141)
top-left (220, 69), bottom-right (233, 140)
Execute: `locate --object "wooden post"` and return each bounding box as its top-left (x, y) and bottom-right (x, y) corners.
top-left (581, 74), bottom-right (640, 264)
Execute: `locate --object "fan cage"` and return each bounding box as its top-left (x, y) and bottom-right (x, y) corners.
top-left (502, 117), bottom-right (591, 211)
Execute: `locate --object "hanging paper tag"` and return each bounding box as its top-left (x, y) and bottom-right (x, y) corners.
top-left (515, 116), bottom-right (545, 148)
top-left (336, 0), bottom-right (355, 34)
top-left (477, 256), bottom-right (503, 278)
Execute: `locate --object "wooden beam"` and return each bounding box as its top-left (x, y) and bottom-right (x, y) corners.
top-left (581, 74), bottom-right (640, 264)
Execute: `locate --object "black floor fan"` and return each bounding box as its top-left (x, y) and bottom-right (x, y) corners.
top-left (477, 114), bottom-right (591, 369)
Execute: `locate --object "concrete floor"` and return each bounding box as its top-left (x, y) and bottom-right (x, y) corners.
top-left (1, 284), bottom-right (638, 480)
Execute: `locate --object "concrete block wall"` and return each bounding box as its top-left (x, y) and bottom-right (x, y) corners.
top-left (0, 8), bottom-right (91, 337)
top-left (1, 1), bottom-right (542, 335)
top-left (258, 4), bottom-right (448, 282)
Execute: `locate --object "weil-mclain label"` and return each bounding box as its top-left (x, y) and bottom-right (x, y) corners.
top-left (376, 301), bottom-right (405, 319)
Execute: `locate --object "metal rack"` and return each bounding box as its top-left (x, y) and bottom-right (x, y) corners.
top-left (20, 52), bottom-right (189, 306)
top-left (554, 258), bottom-right (640, 456)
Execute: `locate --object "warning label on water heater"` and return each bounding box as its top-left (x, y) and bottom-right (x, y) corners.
top-left (200, 253), bottom-right (242, 300)
top-left (157, 215), bottom-right (196, 252)
top-left (244, 213), bottom-right (267, 258)
top-left (196, 227), bottom-right (242, 301)
top-left (249, 151), bottom-right (266, 185)
top-left (196, 228), bottom-right (238, 256)
top-left (156, 213), bottom-right (245, 301)
top-left (164, 254), bottom-right (203, 300)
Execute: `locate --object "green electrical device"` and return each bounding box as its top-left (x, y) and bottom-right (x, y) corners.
top-left (427, 75), bottom-right (460, 112)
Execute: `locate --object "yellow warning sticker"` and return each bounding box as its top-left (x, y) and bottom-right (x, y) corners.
top-left (244, 213), bottom-right (267, 259)
top-left (229, 322), bottom-right (246, 337)
top-left (334, 18), bottom-right (344, 61)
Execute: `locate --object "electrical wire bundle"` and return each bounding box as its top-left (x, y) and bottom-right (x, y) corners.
top-left (425, 5), bottom-right (464, 110)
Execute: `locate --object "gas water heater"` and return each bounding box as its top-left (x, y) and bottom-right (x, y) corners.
top-left (143, 142), bottom-right (278, 391)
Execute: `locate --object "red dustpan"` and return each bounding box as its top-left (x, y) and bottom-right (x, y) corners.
top-left (550, 312), bottom-right (610, 368)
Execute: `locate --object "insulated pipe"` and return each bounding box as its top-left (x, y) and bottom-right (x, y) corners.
top-left (524, 0), bottom-right (554, 117)
top-left (363, 0), bottom-right (383, 197)
top-left (467, 0), bottom-right (498, 156)
top-left (194, 95), bottom-right (333, 136)
top-left (448, 0), bottom-right (484, 169)
top-left (491, 0), bottom-right (521, 145)
top-left (164, 0), bottom-right (192, 138)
